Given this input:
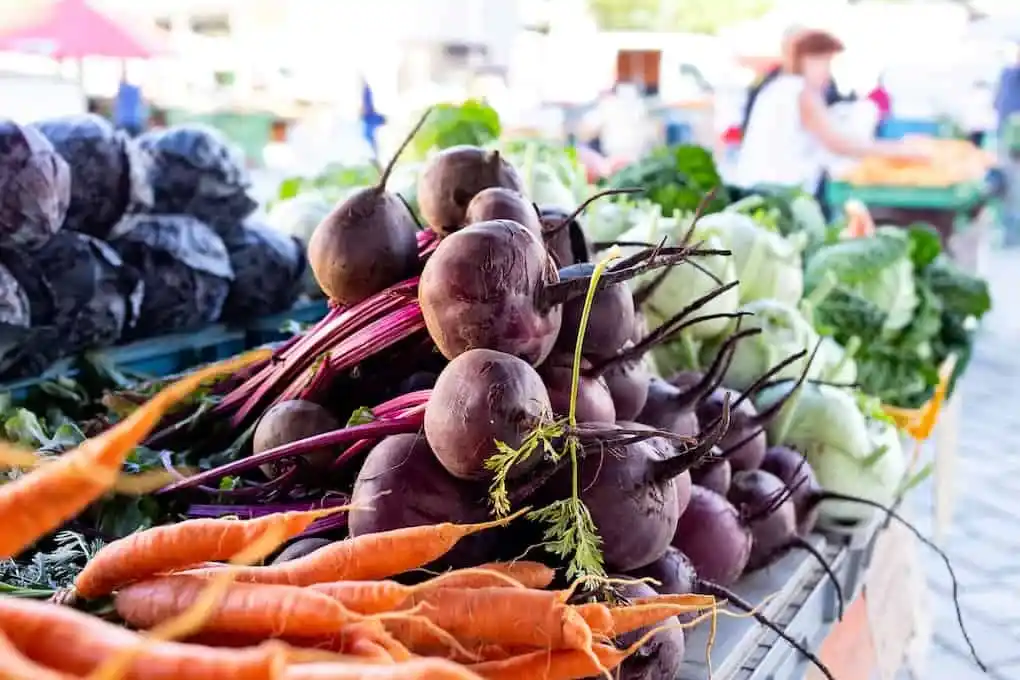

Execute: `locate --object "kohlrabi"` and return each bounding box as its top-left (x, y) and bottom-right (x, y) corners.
top-left (705, 299), bottom-right (820, 392)
top-left (619, 209), bottom-right (740, 342)
top-left (696, 211), bottom-right (804, 306)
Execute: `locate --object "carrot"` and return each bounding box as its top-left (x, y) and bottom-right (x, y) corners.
top-left (405, 587), bottom-right (593, 651)
top-left (75, 507), bottom-right (346, 598)
top-left (475, 561), bottom-right (556, 589)
top-left (114, 575), bottom-right (373, 638)
top-left (469, 621), bottom-right (692, 680)
top-left (573, 602), bottom-right (614, 637)
top-left (309, 568), bottom-right (527, 615)
top-left (0, 628), bottom-right (75, 680)
top-left (0, 350), bottom-right (269, 559)
top-left (180, 507), bottom-right (529, 586)
top-left (282, 658), bottom-right (485, 680)
top-left (575, 593), bottom-right (718, 637)
top-left (0, 597), bottom-right (323, 680)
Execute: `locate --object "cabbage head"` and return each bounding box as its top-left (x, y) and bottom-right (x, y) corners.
top-left (583, 199), bottom-right (656, 244)
top-left (0, 261), bottom-right (31, 375)
top-left (755, 382), bottom-right (873, 463)
top-left (815, 336), bottom-right (858, 385)
top-left (111, 214), bottom-right (233, 338)
top-left (34, 114), bottom-right (153, 238)
top-left (139, 125), bottom-right (257, 230)
top-left (0, 119), bottom-right (70, 250)
top-left (706, 299), bottom-right (820, 392)
top-left (618, 208), bottom-right (740, 342)
top-left (805, 227), bottom-right (919, 336)
top-left (696, 211), bottom-right (804, 306)
top-left (265, 193), bottom-right (331, 297)
top-left (220, 220), bottom-right (307, 322)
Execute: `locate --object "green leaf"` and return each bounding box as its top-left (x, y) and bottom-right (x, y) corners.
top-left (346, 407), bottom-right (375, 428)
top-left (277, 177), bottom-right (304, 200)
top-left (906, 224), bottom-right (943, 269)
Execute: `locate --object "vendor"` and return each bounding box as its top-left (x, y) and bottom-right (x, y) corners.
top-left (735, 30), bottom-right (926, 216)
top-left (994, 47), bottom-right (1020, 247)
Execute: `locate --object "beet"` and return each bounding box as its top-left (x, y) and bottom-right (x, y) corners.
top-left (538, 353), bottom-right (616, 423)
top-left (690, 455), bottom-right (732, 496)
top-left (252, 400), bottom-right (341, 478)
top-left (603, 353), bottom-right (652, 421)
top-left (464, 187), bottom-right (542, 238)
top-left (626, 546), bottom-right (697, 596)
top-left (761, 445), bottom-right (822, 536)
top-left (598, 579), bottom-right (686, 680)
top-left (417, 146), bottom-right (523, 234)
top-left (419, 220), bottom-right (563, 365)
top-left (727, 469), bottom-right (798, 570)
top-left (555, 263), bottom-right (635, 359)
top-left (671, 486), bottom-right (751, 587)
top-left (541, 413), bottom-right (725, 572)
top-left (639, 327), bottom-right (759, 436)
top-left (425, 348), bottom-right (551, 481)
top-left (349, 433), bottom-right (499, 569)
top-left (307, 112), bottom-right (427, 305)
top-left (539, 189), bottom-right (638, 267)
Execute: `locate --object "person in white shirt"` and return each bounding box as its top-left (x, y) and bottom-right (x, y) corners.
top-left (579, 83), bottom-right (653, 164)
top-left (736, 30), bottom-right (924, 213)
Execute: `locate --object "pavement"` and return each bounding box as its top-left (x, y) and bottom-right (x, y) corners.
top-left (910, 245), bottom-right (1020, 680)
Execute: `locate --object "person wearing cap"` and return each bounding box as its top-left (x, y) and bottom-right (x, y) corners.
top-left (739, 24), bottom-right (847, 136)
top-left (735, 30), bottom-right (926, 214)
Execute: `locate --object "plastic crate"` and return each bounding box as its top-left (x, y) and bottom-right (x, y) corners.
top-left (0, 325), bottom-right (247, 399)
top-left (242, 299), bottom-right (329, 347)
top-left (877, 118), bottom-right (947, 140)
top-left (826, 180), bottom-right (985, 211)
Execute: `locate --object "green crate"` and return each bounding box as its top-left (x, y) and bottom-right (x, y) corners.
top-left (826, 181), bottom-right (985, 211)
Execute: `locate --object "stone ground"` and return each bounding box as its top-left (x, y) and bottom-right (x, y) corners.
top-left (910, 246), bottom-right (1020, 680)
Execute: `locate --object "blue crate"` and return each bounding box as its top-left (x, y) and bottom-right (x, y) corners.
top-left (877, 117), bottom-right (946, 140)
top-left (0, 325), bottom-right (248, 399)
top-left (242, 299), bottom-right (329, 347)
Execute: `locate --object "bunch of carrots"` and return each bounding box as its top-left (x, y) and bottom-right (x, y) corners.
top-left (0, 352), bottom-right (721, 680)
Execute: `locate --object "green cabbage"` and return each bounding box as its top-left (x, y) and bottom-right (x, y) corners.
top-left (805, 227), bottom-right (919, 336)
top-left (697, 211), bottom-right (804, 306)
top-left (707, 299), bottom-right (820, 392)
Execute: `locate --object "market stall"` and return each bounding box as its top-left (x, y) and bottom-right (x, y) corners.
top-left (0, 100), bottom-right (992, 680)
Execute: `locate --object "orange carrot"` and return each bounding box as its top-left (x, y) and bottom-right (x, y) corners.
top-left (577, 594), bottom-right (718, 637)
top-left (180, 508), bottom-right (529, 586)
top-left (310, 568), bottom-right (527, 614)
top-left (573, 602), bottom-right (615, 637)
top-left (406, 587), bottom-right (593, 651)
top-left (0, 629), bottom-right (75, 680)
top-left (282, 658), bottom-right (485, 679)
top-left (0, 597), bottom-right (321, 680)
top-left (0, 350), bottom-right (268, 560)
top-left (114, 575), bottom-right (375, 638)
top-left (475, 561), bottom-right (555, 589)
top-left (75, 508), bottom-right (345, 598)
top-left (469, 621), bottom-right (690, 680)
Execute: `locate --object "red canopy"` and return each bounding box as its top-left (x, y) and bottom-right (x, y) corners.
top-left (0, 0), bottom-right (167, 59)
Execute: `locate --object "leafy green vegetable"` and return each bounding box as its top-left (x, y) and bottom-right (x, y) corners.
top-left (408, 100), bottom-right (501, 161)
top-left (0, 530), bottom-right (103, 592)
top-left (607, 145), bottom-right (728, 216)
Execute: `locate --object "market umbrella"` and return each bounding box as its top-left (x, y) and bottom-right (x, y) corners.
top-left (0, 0), bottom-right (168, 59)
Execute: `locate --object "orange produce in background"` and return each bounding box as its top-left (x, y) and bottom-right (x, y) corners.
top-left (841, 137), bottom-right (994, 187)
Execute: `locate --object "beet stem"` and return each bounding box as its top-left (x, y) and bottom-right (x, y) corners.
top-left (651, 393), bottom-right (730, 483)
top-left (678, 187), bottom-right (718, 246)
top-left (696, 579), bottom-right (835, 680)
top-left (789, 535), bottom-right (845, 621)
top-left (817, 491), bottom-right (987, 672)
top-left (675, 327), bottom-right (760, 410)
top-left (734, 348), bottom-right (809, 412)
top-left (377, 107), bottom-right (432, 189)
top-left (397, 193), bottom-right (424, 230)
top-left (544, 188), bottom-right (644, 238)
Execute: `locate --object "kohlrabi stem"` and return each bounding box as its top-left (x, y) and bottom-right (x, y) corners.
top-left (823, 336), bottom-right (860, 382)
top-left (567, 247), bottom-right (620, 497)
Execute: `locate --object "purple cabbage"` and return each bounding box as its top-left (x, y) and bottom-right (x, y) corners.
top-left (0, 119), bottom-right (70, 250)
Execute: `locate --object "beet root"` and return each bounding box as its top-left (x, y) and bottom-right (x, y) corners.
top-left (696, 387), bottom-right (767, 471)
top-left (349, 433), bottom-right (499, 569)
top-left (252, 399), bottom-right (341, 478)
top-left (424, 348), bottom-right (551, 481)
top-left (307, 111), bottom-right (427, 304)
top-left (417, 146), bottom-right (524, 234)
top-left (555, 263), bottom-right (635, 359)
top-left (538, 353), bottom-right (616, 423)
top-left (671, 486), bottom-right (751, 587)
top-left (601, 579), bottom-right (686, 680)
top-left (602, 352), bottom-right (652, 421)
top-left (637, 378), bottom-right (700, 438)
top-left (727, 469), bottom-right (798, 571)
top-left (464, 187), bottom-right (542, 238)
top-left (690, 454), bottom-right (732, 497)
top-left (419, 219), bottom-right (562, 365)
top-left (625, 546), bottom-right (697, 596)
